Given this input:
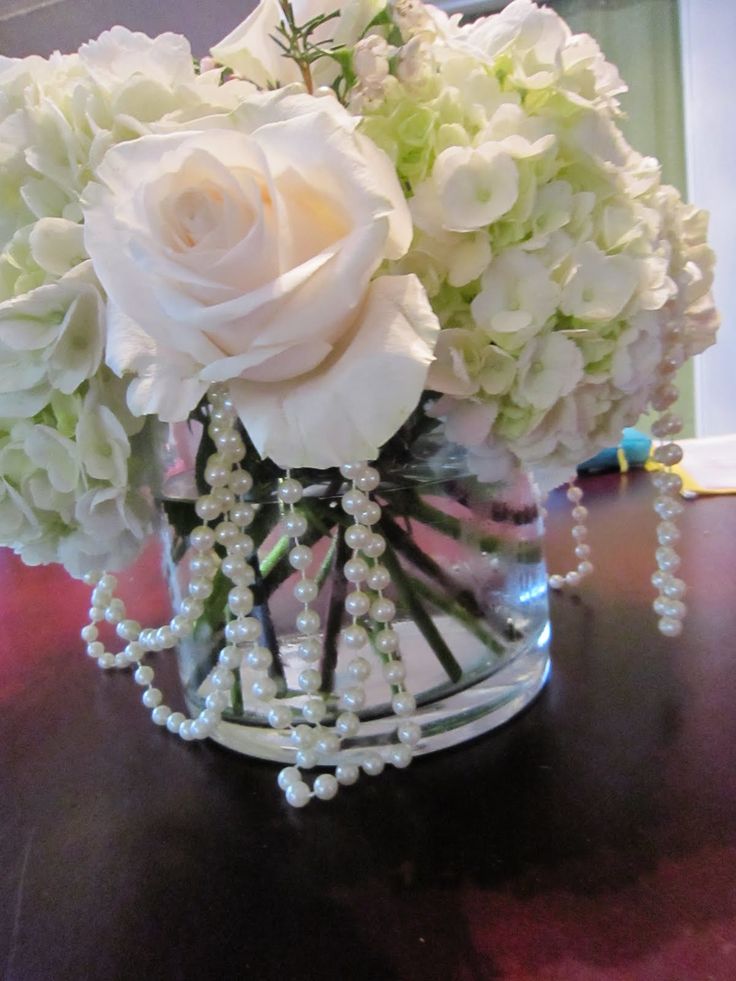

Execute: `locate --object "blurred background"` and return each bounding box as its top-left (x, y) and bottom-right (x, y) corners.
top-left (1, 0), bottom-right (733, 439)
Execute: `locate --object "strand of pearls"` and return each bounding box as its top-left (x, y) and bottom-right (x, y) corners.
top-left (649, 322), bottom-right (687, 637)
top-left (548, 479), bottom-right (595, 591)
top-left (80, 394), bottom-right (425, 809)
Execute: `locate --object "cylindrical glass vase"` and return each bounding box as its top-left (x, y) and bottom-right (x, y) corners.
top-left (158, 428), bottom-right (550, 765)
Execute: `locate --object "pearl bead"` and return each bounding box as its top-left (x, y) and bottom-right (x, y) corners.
top-left (142, 687), bottom-right (163, 708)
top-left (651, 382), bottom-right (678, 410)
top-left (571, 526), bottom-right (588, 541)
top-left (277, 766), bottom-right (302, 790)
top-left (82, 571), bottom-right (102, 586)
top-left (289, 545), bottom-right (313, 571)
top-left (382, 659), bottom-right (406, 684)
top-left (125, 642), bottom-right (143, 662)
top-left (293, 578), bottom-right (318, 603)
top-left (114, 653), bottom-right (128, 669)
top-left (81, 625), bottom-right (98, 643)
top-left (316, 732), bottom-right (340, 755)
top-left (340, 687), bottom-right (366, 711)
top-left (564, 570), bottom-right (581, 588)
top-left (655, 546), bottom-right (680, 572)
top-left (302, 698), bottom-right (327, 724)
top-left (205, 691), bottom-right (229, 710)
top-left (231, 503), bottom-right (255, 527)
top-left (345, 591), bottom-right (370, 618)
top-left (268, 705), bottom-right (292, 730)
top-left (339, 462), bottom-right (365, 479)
top-left (195, 495), bottom-right (221, 521)
top-left (156, 626), bottom-right (175, 649)
top-left (389, 744), bottom-right (413, 768)
top-left (566, 486), bottom-right (583, 503)
top-left (295, 749), bottom-right (318, 769)
top-left (371, 597), bottom-right (396, 623)
top-left (221, 556), bottom-right (255, 585)
top-left (191, 718), bottom-right (211, 740)
top-left (341, 623), bottom-right (368, 649)
top-left (357, 501), bottom-right (381, 526)
top-left (344, 557), bottom-right (369, 583)
top-left (571, 506), bottom-right (588, 522)
top-left (298, 668), bottom-right (321, 693)
top-left (152, 705), bottom-right (171, 726)
top-left (198, 709), bottom-right (219, 730)
top-left (229, 469), bottom-right (253, 495)
top-left (341, 489), bottom-right (367, 515)
top-left (245, 644), bottom-right (273, 671)
top-left (180, 597), bottom-right (204, 619)
top-left (362, 534), bottom-right (386, 558)
top-left (355, 467), bottom-right (380, 492)
top-left (226, 617), bottom-right (261, 644)
top-left (651, 413), bottom-right (683, 438)
top-left (345, 524), bottom-right (370, 550)
top-left (295, 609), bottom-right (321, 635)
top-left (282, 512), bottom-right (307, 537)
top-left (215, 521), bottom-right (240, 546)
top-left (661, 598), bottom-right (686, 619)
top-left (204, 462), bottom-right (230, 488)
top-left (653, 443), bottom-right (684, 467)
top-left (166, 711), bottom-right (185, 734)
top-left (191, 526), bottom-right (216, 551)
top-left (313, 774), bottom-right (339, 801)
top-left (549, 575), bottom-right (565, 591)
top-left (651, 570), bottom-right (672, 590)
top-left (228, 586), bottom-right (254, 616)
top-left (374, 629), bottom-right (399, 654)
top-left (663, 577), bottom-right (687, 600)
top-left (211, 667), bottom-right (234, 690)
top-left (336, 763), bottom-right (360, 785)
top-left (397, 720), bottom-right (421, 746)
top-left (277, 478), bottom-right (303, 504)
top-left (658, 616), bottom-right (683, 637)
top-left (98, 653), bottom-right (115, 669)
top-left (361, 753), bottom-right (385, 776)
top-left (88, 606), bottom-right (104, 623)
top-left (336, 712), bottom-right (360, 738)
top-left (656, 521), bottom-right (681, 546)
top-left (218, 645), bottom-right (243, 669)
top-left (226, 534), bottom-right (254, 558)
top-left (251, 677), bottom-right (277, 700)
top-left (347, 656), bottom-right (371, 681)
top-left (189, 578), bottom-right (213, 600)
top-left (298, 637), bottom-right (322, 662)
top-left (213, 488), bottom-right (235, 513)
top-left (574, 544), bottom-right (591, 559)
top-left (366, 565), bottom-right (391, 591)
top-left (285, 782), bottom-right (312, 808)
top-left (134, 666), bottom-right (154, 686)
top-left (99, 574), bottom-right (117, 592)
top-left (114, 619), bottom-right (139, 641)
top-left (215, 431), bottom-right (245, 461)
top-left (87, 641), bottom-right (104, 659)
top-left (104, 599), bottom-right (126, 624)
top-left (392, 692), bottom-right (416, 716)
top-left (577, 560), bottom-right (594, 577)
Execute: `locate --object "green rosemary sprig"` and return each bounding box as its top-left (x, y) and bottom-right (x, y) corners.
top-left (272, 0), bottom-right (340, 93)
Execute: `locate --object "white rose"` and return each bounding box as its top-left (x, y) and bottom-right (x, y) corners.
top-left (83, 91), bottom-right (439, 468)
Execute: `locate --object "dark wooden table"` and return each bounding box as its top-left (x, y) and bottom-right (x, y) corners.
top-left (1, 471), bottom-right (735, 981)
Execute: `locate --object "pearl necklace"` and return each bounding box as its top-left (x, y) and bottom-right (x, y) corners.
top-left (80, 385), bottom-right (417, 808)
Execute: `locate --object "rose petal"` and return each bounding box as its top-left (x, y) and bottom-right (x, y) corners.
top-left (229, 275), bottom-right (440, 468)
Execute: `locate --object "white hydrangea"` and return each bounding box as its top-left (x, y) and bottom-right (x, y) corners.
top-left (0, 27), bottom-right (250, 575)
top-left (356, 0), bottom-right (718, 484)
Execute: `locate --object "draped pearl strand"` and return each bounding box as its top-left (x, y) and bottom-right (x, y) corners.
top-left (649, 321), bottom-right (687, 637)
top-left (547, 478), bottom-right (594, 592)
top-left (80, 387), bottom-right (421, 808)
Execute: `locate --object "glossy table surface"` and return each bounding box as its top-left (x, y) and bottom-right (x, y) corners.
top-left (1, 471), bottom-right (735, 981)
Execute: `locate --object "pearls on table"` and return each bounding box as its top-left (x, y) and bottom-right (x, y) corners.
top-left (548, 479), bottom-right (595, 591)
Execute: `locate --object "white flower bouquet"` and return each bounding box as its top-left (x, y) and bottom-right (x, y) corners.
top-left (0, 0), bottom-right (718, 805)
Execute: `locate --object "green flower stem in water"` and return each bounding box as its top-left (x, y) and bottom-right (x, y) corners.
top-left (379, 536), bottom-right (463, 685)
top-left (319, 526), bottom-right (350, 695)
top-left (407, 575), bottom-right (505, 656)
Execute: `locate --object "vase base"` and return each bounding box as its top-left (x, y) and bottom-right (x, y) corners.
top-left (199, 627), bottom-right (551, 765)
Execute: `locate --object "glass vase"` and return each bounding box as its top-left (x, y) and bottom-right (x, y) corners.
top-left (158, 426), bottom-right (550, 765)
